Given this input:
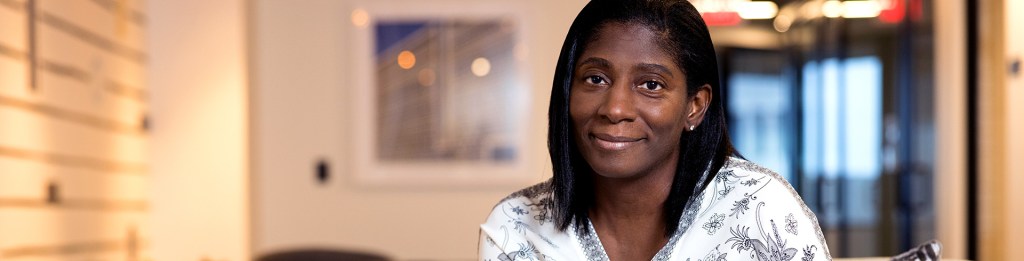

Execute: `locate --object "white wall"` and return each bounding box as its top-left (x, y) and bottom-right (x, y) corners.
top-left (147, 0), bottom-right (250, 260)
top-left (250, 0), bottom-right (585, 259)
top-left (1002, 0), bottom-right (1024, 259)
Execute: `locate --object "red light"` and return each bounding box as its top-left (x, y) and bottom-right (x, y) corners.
top-left (910, 0), bottom-right (924, 21)
top-left (703, 11), bottom-right (742, 26)
top-left (879, 0), bottom-right (904, 23)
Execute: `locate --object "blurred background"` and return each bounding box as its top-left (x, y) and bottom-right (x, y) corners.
top-left (0, 0), bottom-right (1021, 260)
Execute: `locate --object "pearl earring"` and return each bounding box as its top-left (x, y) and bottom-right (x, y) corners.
top-left (689, 125), bottom-right (695, 131)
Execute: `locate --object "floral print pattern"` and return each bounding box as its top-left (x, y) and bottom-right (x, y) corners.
top-left (802, 245), bottom-right (818, 261)
top-left (723, 203), bottom-right (799, 261)
top-left (742, 177), bottom-right (764, 186)
top-left (703, 213), bottom-right (727, 235)
top-left (730, 195), bottom-right (753, 218)
top-left (479, 157), bottom-right (831, 260)
top-left (785, 213), bottom-right (799, 235)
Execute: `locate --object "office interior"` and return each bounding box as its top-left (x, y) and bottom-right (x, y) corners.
top-left (0, 0), bottom-right (1021, 260)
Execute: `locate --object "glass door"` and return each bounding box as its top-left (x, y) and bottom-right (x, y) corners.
top-left (719, 0), bottom-right (935, 257)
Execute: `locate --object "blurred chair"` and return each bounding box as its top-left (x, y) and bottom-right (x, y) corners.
top-left (891, 240), bottom-right (941, 261)
top-left (257, 249), bottom-right (391, 261)
top-left (835, 240), bottom-right (969, 261)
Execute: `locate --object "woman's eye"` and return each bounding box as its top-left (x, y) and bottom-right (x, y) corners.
top-left (640, 81), bottom-right (663, 91)
top-left (586, 75), bottom-right (606, 85)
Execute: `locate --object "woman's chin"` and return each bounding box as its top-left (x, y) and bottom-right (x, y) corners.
top-left (588, 164), bottom-right (645, 180)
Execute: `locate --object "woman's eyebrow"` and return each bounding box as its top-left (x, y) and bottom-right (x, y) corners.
top-left (578, 57), bottom-right (612, 69)
top-left (635, 63), bottom-right (674, 78)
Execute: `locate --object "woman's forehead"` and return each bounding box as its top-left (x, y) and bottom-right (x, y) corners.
top-left (577, 23), bottom-right (681, 73)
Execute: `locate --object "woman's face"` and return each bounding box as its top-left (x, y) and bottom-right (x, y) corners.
top-left (570, 22), bottom-right (691, 179)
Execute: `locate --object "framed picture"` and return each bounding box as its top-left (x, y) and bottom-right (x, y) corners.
top-left (347, 1), bottom-right (541, 187)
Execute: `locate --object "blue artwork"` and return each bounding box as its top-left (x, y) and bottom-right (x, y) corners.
top-left (373, 19), bottom-right (525, 163)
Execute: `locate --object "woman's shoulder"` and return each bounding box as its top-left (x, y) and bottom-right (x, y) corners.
top-left (708, 157), bottom-right (818, 224)
top-left (483, 179), bottom-right (556, 228)
top-left (713, 156), bottom-right (800, 200)
top-left (719, 156), bottom-right (784, 180)
top-left (687, 157), bottom-right (832, 260)
top-left (495, 179), bottom-right (554, 208)
top-left (479, 179), bottom-right (569, 258)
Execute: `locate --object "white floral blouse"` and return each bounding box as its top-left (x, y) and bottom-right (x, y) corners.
top-left (479, 157), bottom-right (832, 261)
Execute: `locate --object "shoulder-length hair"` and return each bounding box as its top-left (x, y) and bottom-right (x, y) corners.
top-left (547, 0), bottom-right (737, 236)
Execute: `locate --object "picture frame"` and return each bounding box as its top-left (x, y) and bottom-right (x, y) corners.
top-left (346, 0), bottom-right (542, 187)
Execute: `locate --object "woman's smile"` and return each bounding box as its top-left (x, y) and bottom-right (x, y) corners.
top-left (590, 133), bottom-right (644, 151)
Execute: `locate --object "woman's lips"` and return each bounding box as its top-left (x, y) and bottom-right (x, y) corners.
top-left (591, 133), bottom-right (643, 151)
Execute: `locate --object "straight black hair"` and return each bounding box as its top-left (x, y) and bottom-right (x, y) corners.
top-left (547, 0), bottom-right (737, 237)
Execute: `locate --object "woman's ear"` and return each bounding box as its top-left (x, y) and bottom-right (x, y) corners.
top-left (687, 84), bottom-right (713, 129)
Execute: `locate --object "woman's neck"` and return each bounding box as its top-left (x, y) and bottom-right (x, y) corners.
top-left (588, 160), bottom-right (676, 260)
top-left (590, 172), bottom-right (672, 220)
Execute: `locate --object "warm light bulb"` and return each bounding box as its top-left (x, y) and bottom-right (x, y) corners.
top-left (842, 1), bottom-right (882, 18)
top-left (471, 57), bottom-right (491, 77)
top-left (351, 9), bottom-right (369, 28)
top-left (737, 1), bottom-right (779, 20)
top-left (773, 13), bottom-right (793, 32)
top-left (822, 1), bottom-right (844, 18)
top-left (397, 51), bottom-right (416, 69)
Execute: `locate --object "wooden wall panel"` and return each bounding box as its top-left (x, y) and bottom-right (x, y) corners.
top-left (0, 158), bottom-right (146, 200)
top-left (0, 106), bottom-right (147, 164)
top-left (0, 0), bottom-right (149, 260)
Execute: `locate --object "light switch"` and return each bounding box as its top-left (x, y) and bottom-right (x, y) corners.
top-left (315, 159), bottom-right (329, 185)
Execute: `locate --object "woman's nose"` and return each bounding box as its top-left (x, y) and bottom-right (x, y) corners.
top-left (597, 83), bottom-right (637, 123)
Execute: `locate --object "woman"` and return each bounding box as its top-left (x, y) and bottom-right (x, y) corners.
top-left (480, 0), bottom-right (830, 260)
